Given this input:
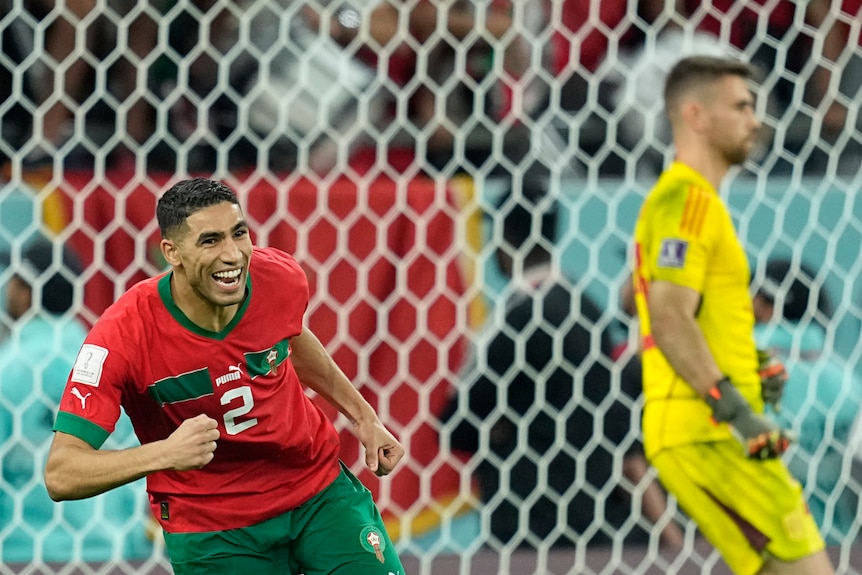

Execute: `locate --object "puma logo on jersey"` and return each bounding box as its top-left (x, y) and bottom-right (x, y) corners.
top-left (71, 386), bottom-right (91, 409)
top-left (215, 364), bottom-right (244, 387)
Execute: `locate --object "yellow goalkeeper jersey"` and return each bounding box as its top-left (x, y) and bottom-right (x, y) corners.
top-left (633, 161), bottom-right (761, 458)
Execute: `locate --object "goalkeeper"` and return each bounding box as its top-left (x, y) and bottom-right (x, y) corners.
top-left (631, 56), bottom-right (834, 575)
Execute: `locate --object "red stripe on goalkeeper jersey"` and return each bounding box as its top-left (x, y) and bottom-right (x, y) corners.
top-left (634, 242), bottom-right (650, 302)
top-left (681, 186), bottom-right (709, 236)
top-left (641, 334), bottom-right (656, 351)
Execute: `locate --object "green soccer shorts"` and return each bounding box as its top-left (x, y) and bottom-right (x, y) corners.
top-left (163, 462), bottom-right (404, 575)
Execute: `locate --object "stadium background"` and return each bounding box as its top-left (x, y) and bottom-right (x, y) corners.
top-left (1, 0), bottom-right (862, 573)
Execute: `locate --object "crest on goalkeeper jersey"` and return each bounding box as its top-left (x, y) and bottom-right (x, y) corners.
top-left (658, 238), bottom-right (689, 269)
top-left (70, 344), bottom-right (109, 387)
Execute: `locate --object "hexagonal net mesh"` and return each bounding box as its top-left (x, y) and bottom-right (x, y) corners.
top-left (1, 0), bottom-right (862, 574)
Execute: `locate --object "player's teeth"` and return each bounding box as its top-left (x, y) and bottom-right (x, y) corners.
top-left (214, 269), bottom-right (241, 279)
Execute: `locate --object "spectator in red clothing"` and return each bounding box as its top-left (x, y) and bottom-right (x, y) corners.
top-left (676, 0), bottom-right (862, 174)
top-left (552, 0), bottom-right (630, 112)
top-left (806, 0), bottom-right (862, 136)
top-left (681, 0), bottom-right (796, 49)
top-left (11, 0), bottom-right (158, 167)
top-left (153, 0), bottom-right (519, 175)
top-left (15, 0), bottom-right (96, 163)
top-left (604, 0), bottom-right (848, 175)
top-left (683, 0), bottom-right (814, 111)
top-left (506, 0), bottom-right (634, 176)
top-left (316, 0), bottom-right (522, 174)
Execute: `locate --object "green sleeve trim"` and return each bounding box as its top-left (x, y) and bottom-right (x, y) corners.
top-left (53, 411), bottom-right (111, 449)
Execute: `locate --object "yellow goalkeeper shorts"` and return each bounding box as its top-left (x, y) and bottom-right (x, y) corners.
top-left (651, 440), bottom-right (824, 575)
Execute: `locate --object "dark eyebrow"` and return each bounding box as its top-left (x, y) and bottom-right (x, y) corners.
top-left (196, 230), bottom-right (225, 245)
top-left (195, 220), bottom-right (249, 245)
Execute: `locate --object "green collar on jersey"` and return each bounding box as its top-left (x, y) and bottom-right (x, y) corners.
top-left (157, 271), bottom-right (252, 340)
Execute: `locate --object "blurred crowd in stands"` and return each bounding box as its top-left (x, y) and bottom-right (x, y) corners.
top-left (0, 0), bottom-right (860, 177)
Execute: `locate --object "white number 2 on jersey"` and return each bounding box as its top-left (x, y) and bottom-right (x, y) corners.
top-left (220, 386), bottom-right (258, 435)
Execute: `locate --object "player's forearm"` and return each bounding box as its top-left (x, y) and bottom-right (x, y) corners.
top-left (44, 440), bottom-right (169, 501)
top-left (291, 328), bottom-right (378, 425)
top-left (317, 367), bottom-right (378, 427)
top-left (651, 309), bottom-right (723, 397)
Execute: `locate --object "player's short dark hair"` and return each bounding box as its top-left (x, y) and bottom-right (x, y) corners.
top-left (157, 178), bottom-right (239, 238)
top-left (664, 56), bottom-right (758, 116)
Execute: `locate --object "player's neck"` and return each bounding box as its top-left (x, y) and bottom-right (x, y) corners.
top-left (170, 275), bottom-right (242, 333)
top-left (186, 302), bottom-right (240, 333)
top-left (674, 148), bottom-right (729, 192)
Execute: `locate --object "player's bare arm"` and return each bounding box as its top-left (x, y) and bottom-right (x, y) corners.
top-left (290, 327), bottom-right (405, 476)
top-left (44, 413), bottom-right (219, 501)
top-left (647, 280), bottom-right (724, 396)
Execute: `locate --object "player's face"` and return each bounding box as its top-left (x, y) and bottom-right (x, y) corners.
top-left (705, 75), bottom-right (761, 165)
top-left (5, 276), bottom-right (31, 321)
top-left (173, 202), bottom-right (253, 308)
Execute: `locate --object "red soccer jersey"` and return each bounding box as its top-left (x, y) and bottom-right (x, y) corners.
top-left (54, 247), bottom-right (341, 533)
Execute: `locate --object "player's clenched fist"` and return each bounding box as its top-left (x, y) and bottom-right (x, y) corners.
top-left (706, 377), bottom-right (792, 460)
top-left (164, 414), bottom-right (221, 470)
top-left (355, 418), bottom-right (405, 477)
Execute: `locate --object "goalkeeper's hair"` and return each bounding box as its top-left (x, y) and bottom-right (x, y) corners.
top-left (157, 178), bottom-right (240, 238)
top-left (664, 56), bottom-right (759, 119)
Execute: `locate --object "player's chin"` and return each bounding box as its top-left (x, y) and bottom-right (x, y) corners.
top-left (727, 146), bottom-right (751, 166)
top-left (209, 281), bottom-right (246, 305)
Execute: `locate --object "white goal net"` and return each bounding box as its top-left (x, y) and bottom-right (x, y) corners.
top-left (1, 0), bottom-right (862, 574)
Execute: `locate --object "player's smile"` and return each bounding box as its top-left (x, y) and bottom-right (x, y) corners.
top-left (212, 267), bottom-right (243, 290)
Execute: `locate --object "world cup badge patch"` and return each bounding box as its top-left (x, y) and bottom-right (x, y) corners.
top-left (658, 238), bottom-right (689, 269)
top-left (360, 526), bottom-right (386, 563)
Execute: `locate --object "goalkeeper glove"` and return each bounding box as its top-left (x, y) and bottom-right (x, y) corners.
top-left (757, 348), bottom-right (787, 410)
top-left (706, 377), bottom-right (792, 460)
